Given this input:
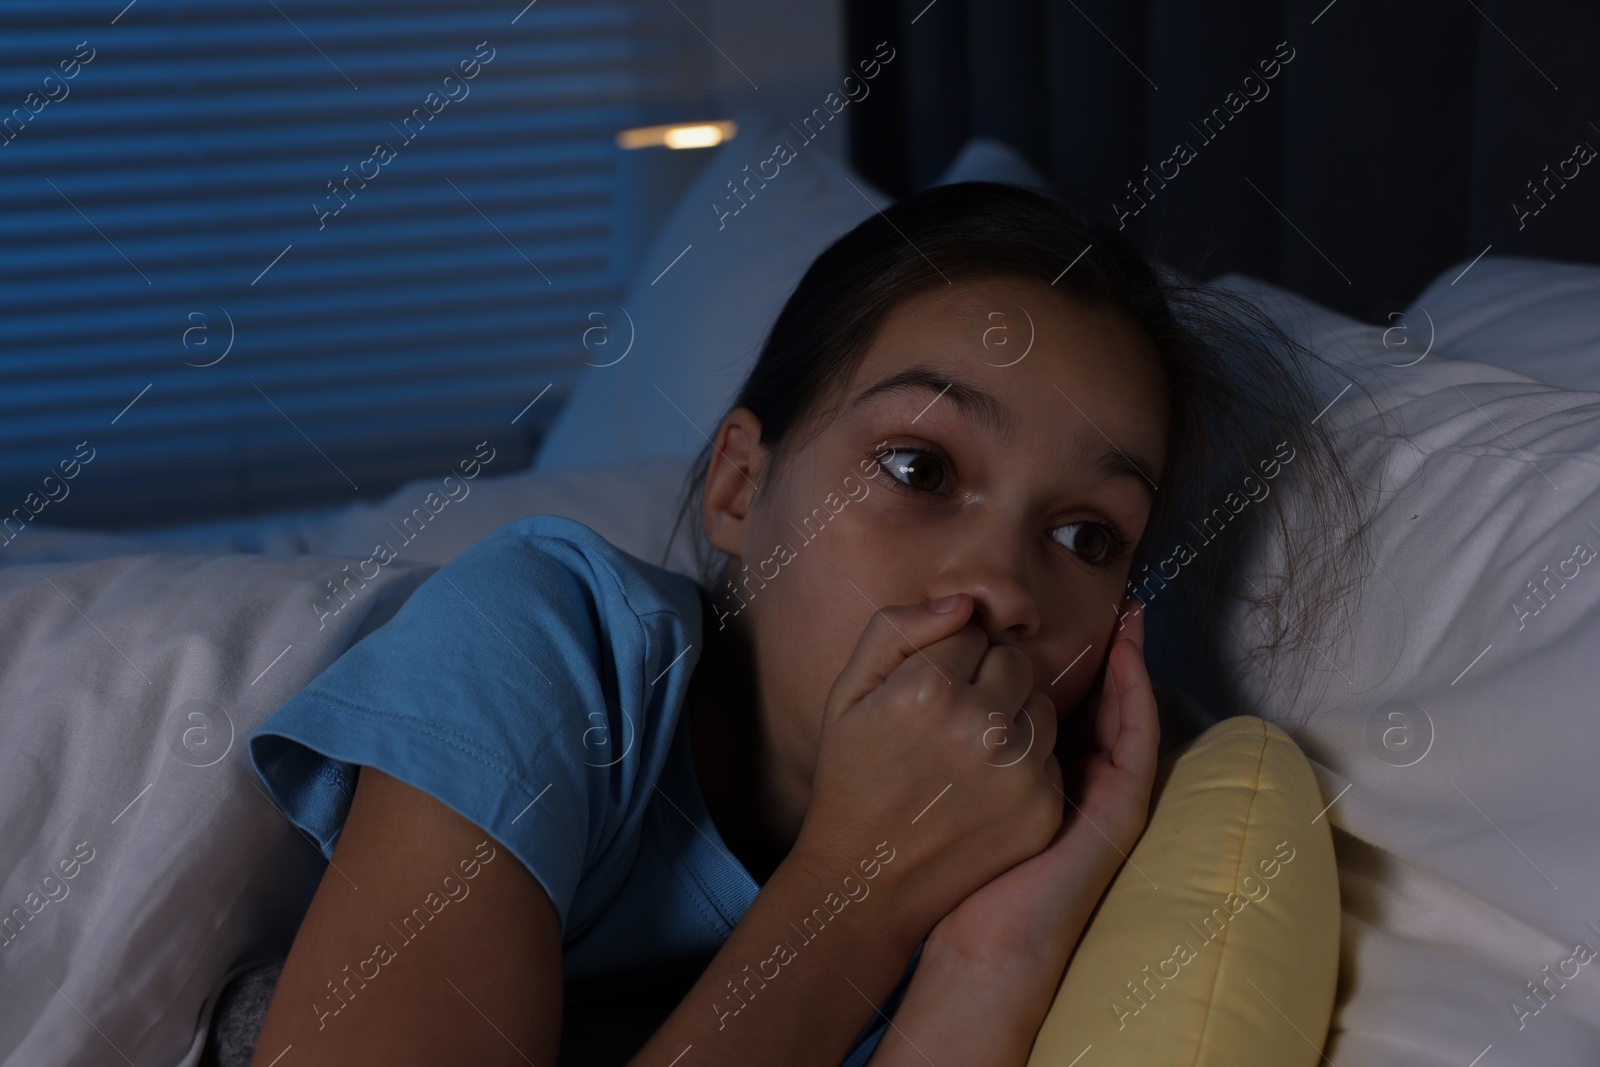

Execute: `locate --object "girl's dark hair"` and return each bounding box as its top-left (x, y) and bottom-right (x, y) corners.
top-left (662, 180), bottom-right (1374, 726)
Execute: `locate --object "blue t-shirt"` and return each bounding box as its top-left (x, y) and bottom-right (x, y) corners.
top-left (248, 514), bottom-right (918, 1064)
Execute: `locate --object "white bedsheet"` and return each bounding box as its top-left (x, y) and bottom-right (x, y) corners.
top-left (0, 552), bottom-right (435, 1066)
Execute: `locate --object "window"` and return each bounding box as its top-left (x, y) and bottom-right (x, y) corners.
top-left (0, 0), bottom-right (714, 530)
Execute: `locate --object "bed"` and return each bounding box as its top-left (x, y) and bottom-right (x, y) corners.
top-left (5, 10), bottom-right (1600, 1066)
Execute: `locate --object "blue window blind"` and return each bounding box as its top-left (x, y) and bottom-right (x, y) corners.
top-left (0, 0), bottom-right (714, 532)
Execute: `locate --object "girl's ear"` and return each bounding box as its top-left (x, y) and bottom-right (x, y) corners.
top-left (702, 407), bottom-right (768, 558)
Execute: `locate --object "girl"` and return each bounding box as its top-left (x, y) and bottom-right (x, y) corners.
top-left (244, 180), bottom-right (1366, 1066)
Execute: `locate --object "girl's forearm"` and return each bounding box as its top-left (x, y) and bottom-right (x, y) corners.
top-left (867, 859), bottom-right (1120, 1067)
top-left (863, 943), bottom-right (1062, 1067)
top-left (629, 845), bottom-right (926, 1067)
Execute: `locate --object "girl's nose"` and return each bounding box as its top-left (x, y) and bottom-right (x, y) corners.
top-left (931, 527), bottom-right (1040, 643)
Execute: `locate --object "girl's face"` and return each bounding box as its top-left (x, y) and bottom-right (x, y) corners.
top-left (701, 275), bottom-right (1170, 817)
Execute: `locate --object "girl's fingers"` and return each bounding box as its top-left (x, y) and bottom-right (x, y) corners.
top-left (1116, 595), bottom-right (1147, 650)
top-left (1109, 639), bottom-right (1158, 776)
top-left (1084, 599), bottom-right (1154, 763)
top-left (821, 595), bottom-right (981, 725)
top-left (1106, 607), bottom-right (1159, 781)
top-left (1093, 599), bottom-right (1143, 753)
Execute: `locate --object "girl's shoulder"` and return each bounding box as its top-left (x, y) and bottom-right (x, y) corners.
top-left (450, 513), bottom-right (703, 634)
top-left (248, 512), bottom-right (709, 939)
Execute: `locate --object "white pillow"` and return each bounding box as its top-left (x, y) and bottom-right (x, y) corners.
top-left (0, 552), bottom-right (436, 1067)
top-left (1404, 254), bottom-right (1600, 392)
top-left (533, 104), bottom-right (892, 470)
top-left (534, 127), bottom-right (1053, 473)
top-left (1213, 274), bottom-right (1600, 1064)
top-left (312, 455), bottom-right (701, 575)
top-left (931, 136), bottom-right (1051, 191)
top-left (1, 456), bottom-right (704, 581)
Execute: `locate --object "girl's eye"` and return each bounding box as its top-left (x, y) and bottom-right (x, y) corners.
top-left (875, 446), bottom-right (948, 494)
top-left (872, 445), bottom-right (1133, 572)
top-left (1051, 521), bottom-right (1129, 570)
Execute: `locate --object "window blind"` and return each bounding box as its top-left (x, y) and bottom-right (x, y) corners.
top-left (0, 0), bottom-right (714, 533)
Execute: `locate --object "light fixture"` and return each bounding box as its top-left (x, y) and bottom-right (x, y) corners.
top-left (615, 120), bottom-right (737, 150)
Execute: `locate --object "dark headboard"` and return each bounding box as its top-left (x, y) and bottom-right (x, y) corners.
top-left (844, 0), bottom-right (1600, 323)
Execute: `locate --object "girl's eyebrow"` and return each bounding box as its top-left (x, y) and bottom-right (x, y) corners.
top-left (848, 362), bottom-right (1159, 502)
top-left (848, 364), bottom-right (1016, 446)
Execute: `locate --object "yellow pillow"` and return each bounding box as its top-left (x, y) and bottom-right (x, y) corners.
top-left (1028, 715), bottom-right (1339, 1066)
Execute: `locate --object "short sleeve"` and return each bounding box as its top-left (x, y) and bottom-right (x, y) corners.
top-left (247, 515), bottom-right (702, 935)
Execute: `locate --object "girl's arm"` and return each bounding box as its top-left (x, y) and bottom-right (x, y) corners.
top-left (624, 840), bottom-right (927, 1067)
top-left (250, 766), bottom-right (566, 1066)
top-left (863, 844), bottom-right (1127, 1067)
top-left (631, 594), bottom-right (1078, 1067)
top-left (870, 602), bottom-right (1161, 1067)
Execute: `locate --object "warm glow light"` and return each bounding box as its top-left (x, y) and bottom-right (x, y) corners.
top-left (616, 120), bottom-right (736, 150)
top-left (663, 124), bottom-right (723, 148)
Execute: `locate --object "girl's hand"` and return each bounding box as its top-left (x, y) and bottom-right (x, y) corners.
top-left (792, 593), bottom-right (1067, 941)
top-left (922, 598), bottom-right (1161, 980)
